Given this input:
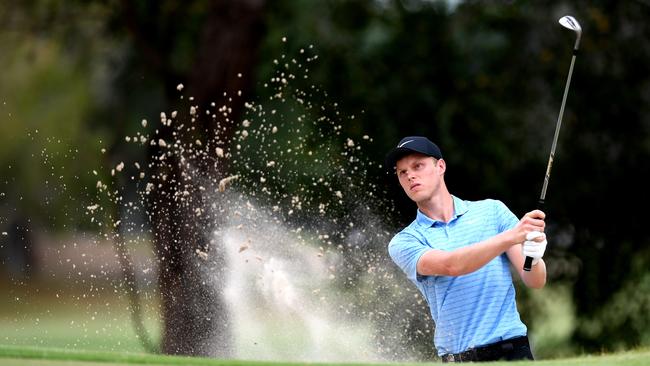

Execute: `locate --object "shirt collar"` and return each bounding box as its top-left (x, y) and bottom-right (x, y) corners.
top-left (415, 195), bottom-right (469, 227)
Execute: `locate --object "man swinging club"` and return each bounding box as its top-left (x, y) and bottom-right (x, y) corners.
top-left (386, 136), bottom-right (547, 362)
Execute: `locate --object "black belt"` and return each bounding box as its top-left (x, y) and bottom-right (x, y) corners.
top-left (441, 336), bottom-right (531, 362)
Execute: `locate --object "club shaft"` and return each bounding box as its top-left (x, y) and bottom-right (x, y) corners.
top-left (524, 51), bottom-right (577, 272)
top-left (540, 53), bottom-right (576, 201)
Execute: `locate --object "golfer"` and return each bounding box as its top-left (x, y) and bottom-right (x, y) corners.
top-left (386, 136), bottom-right (547, 362)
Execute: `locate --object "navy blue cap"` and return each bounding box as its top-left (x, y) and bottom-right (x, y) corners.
top-left (385, 136), bottom-right (443, 168)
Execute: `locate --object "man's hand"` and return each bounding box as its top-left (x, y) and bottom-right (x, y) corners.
top-left (510, 210), bottom-right (545, 245)
top-left (522, 231), bottom-right (547, 266)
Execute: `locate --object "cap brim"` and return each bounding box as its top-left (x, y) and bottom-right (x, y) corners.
top-left (385, 147), bottom-right (418, 170)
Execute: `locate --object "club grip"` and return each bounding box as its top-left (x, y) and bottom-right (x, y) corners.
top-left (523, 198), bottom-right (545, 272)
top-left (523, 256), bottom-right (534, 272)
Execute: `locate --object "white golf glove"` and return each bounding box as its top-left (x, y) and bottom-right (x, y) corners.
top-left (522, 231), bottom-right (547, 266)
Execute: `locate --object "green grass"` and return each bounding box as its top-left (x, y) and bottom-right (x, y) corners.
top-left (0, 279), bottom-right (160, 353)
top-left (2, 275), bottom-right (649, 365)
top-left (0, 345), bottom-right (649, 366)
top-left (0, 345), bottom-right (272, 366)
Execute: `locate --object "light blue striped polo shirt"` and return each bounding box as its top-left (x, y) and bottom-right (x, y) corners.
top-left (388, 196), bottom-right (527, 356)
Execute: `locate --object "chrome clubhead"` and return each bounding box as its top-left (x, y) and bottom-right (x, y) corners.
top-left (559, 15), bottom-right (582, 50)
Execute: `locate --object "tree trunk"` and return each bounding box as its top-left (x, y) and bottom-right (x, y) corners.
top-left (151, 0), bottom-right (265, 357)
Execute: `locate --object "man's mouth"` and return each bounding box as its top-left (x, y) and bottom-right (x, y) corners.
top-left (410, 183), bottom-right (421, 191)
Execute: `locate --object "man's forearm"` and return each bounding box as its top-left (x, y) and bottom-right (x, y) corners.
top-left (447, 230), bottom-right (517, 275)
top-left (419, 230), bottom-right (515, 276)
top-left (521, 259), bottom-right (547, 288)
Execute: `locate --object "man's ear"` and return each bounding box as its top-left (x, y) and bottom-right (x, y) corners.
top-left (436, 158), bottom-right (446, 174)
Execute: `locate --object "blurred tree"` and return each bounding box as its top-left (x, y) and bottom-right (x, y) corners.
top-left (1, 0), bottom-right (267, 357)
top-left (0, 1), bottom-right (108, 233)
top-left (107, 0), bottom-right (266, 356)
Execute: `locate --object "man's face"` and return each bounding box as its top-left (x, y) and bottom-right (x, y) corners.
top-left (395, 153), bottom-right (445, 203)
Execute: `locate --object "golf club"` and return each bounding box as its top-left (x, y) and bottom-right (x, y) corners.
top-left (524, 15), bottom-right (582, 272)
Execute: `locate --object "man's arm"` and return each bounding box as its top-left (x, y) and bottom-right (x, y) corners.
top-left (507, 240), bottom-right (547, 289)
top-left (417, 210), bottom-right (545, 277)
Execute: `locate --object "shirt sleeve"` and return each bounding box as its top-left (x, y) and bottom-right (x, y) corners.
top-left (388, 231), bottom-right (431, 283)
top-left (495, 200), bottom-right (519, 232)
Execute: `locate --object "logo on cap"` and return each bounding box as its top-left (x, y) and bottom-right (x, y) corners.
top-left (397, 139), bottom-right (414, 148)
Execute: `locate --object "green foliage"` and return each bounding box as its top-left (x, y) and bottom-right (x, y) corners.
top-left (0, 5), bottom-right (108, 231)
top-left (575, 256), bottom-right (650, 351)
top-left (522, 284), bottom-right (577, 359)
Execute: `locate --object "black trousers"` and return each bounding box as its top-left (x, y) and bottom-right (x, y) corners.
top-left (441, 336), bottom-right (534, 362)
